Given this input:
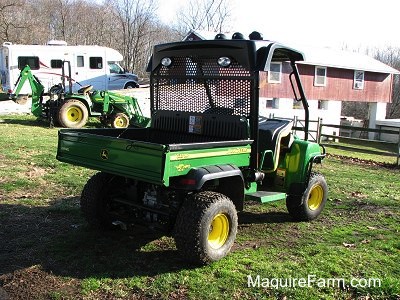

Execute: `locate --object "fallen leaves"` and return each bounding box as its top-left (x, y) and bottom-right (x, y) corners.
top-left (342, 240), bottom-right (370, 248)
top-left (342, 242), bottom-right (356, 248)
top-left (326, 153), bottom-right (399, 169)
top-left (350, 191), bottom-right (368, 199)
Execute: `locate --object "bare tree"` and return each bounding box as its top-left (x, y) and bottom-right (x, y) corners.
top-left (0, 0), bottom-right (179, 78)
top-left (111, 0), bottom-right (158, 74)
top-left (174, 0), bottom-right (232, 38)
top-left (0, 0), bottom-right (28, 43)
top-left (375, 47), bottom-right (400, 118)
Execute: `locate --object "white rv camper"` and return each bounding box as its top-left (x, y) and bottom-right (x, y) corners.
top-left (0, 40), bottom-right (139, 94)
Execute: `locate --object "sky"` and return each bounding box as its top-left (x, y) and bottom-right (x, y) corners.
top-left (158, 0), bottom-right (400, 51)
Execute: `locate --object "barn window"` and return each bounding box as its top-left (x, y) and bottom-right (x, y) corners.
top-left (318, 100), bottom-right (329, 110)
top-left (353, 70), bottom-right (364, 89)
top-left (268, 62), bottom-right (282, 83)
top-left (266, 98), bottom-right (279, 109)
top-left (314, 66), bottom-right (327, 86)
top-left (293, 99), bottom-right (303, 109)
top-left (18, 56), bottom-right (39, 70)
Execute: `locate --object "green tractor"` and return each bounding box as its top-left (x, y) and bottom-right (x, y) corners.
top-left (8, 62), bottom-right (150, 128)
top-left (57, 32), bottom-right (328, 265)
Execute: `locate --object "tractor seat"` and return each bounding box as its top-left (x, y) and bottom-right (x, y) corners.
top-left (258, 118), bottom-right (293, 171)
top-left (78, 85), bottom-right (93, 95)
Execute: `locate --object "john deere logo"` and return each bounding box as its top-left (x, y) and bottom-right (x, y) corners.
top-left (100, 149), bottom-right (109, 160)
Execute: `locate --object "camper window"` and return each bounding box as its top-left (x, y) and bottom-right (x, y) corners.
top-left (51, 59), bottom-right (63, 69)
top-left (77, 56), bottom-right (84, 67)
top-left (18, 56), bottom-right (39, 70)
top-left (90, 57), bottom-right (103, 69)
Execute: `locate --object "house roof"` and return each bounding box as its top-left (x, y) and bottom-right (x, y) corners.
top-left (184, 30), bottom-right (228, 41)
top-left (184, 30), bottom-right (400, 75)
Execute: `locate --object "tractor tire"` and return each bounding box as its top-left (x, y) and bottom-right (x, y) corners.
top-left (110, 113), bottom-right (130, 128)
top-left (286, 172), bottom-right (328, 221)
top-left (80, 172), bottom-right (117, 229)
top-left (174, 191), bottom-right (238, 265)
top-left (58, 99), bottom-right (88, 128)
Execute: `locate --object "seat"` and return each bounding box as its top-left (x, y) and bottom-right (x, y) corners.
top-left (77, 85), bottom-right (93, 95)
top-left (151, 110), bottom-right (249, 142)
top-left (258, 118), bottom-right (293, 172)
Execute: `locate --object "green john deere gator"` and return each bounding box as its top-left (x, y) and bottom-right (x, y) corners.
top-left (57, 32), bottom-right (328, 265)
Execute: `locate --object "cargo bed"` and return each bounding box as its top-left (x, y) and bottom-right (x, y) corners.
top-left (57, 127), bottom-right (253, 186)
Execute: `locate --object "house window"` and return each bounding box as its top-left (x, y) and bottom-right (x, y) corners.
top-left (268, 62), bottom-right (282, 83)
top-left (354, 70), bottom-right (364, 89)
top-left (50, 59), bottom-right (63, 69)
top-left (314, 66), bottom-right (327, 86)
top-left (77, 56), bottom-right (84, 67)
top-left (18, 56), bottom-right (39, 70)
top-left (89, 57), bottom-right (103, 69)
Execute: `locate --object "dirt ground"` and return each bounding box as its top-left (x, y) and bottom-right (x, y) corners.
top-left (0, 195), bottom-right (182, 299)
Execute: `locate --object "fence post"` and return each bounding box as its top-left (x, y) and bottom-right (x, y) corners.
top-left (397, 130), bottom-right (400, 166)
top-left (293, 115), bottom-right (298, 137)
top-left (317, 118), bottom-right (323, 144)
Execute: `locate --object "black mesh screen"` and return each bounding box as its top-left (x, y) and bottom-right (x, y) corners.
top-left (152, 56), bottom-right (253, 117)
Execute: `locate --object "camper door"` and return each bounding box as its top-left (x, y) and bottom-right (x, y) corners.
top-left (73, 54), bottom-right (107, 91)
top-left (0, 47), bottom-right (9, 90)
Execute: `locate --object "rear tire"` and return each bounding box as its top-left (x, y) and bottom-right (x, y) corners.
top-left (174, 191), bottom-right (238, 265)
top-left (286, 172), bottom-right (328, 221)
top-left (58, 99), bottom-right (88, 128)
top-left (80, 172), bottom-right (117, 229)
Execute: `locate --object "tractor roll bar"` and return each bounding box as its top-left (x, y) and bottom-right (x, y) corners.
top-left (290, 61), bottom-right (309, 141)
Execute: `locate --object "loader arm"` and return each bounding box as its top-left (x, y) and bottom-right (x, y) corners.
top-left (11, 65), bottom-right (45, 118)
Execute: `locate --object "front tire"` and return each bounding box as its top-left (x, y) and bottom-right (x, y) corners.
top-left (174, 191), bottom-right (238, 265)
top-left (58, 99), bottom-right (88, 128)
top-left (110, 113), bottom-right (130, 128)
top-left (286, 172), bottom-right (328, 221)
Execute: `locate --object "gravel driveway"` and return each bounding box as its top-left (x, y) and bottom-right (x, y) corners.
top-left (0, 98), bottom-right (31, 115)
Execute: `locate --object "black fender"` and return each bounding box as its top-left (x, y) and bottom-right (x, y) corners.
top-left (172, 164), bottom-right (245, 211)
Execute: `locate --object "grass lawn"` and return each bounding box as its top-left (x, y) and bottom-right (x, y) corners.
top-left (0, 115), bottom-right (399, 300)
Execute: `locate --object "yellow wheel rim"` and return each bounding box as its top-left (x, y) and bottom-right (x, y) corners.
top-left (66, 106), bottom-right (83, 123)
top-left (208, 213), bottom-right (229, 249)
top-left (114, 116), bottom-right (128, 128)
top-left (308, 185), bottom-right (324, 210)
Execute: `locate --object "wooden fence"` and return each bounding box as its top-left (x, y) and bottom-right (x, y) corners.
top-left (318, 123), bottom-right (400, 166)
top-left (269, 115), bottom-right (400, 166)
